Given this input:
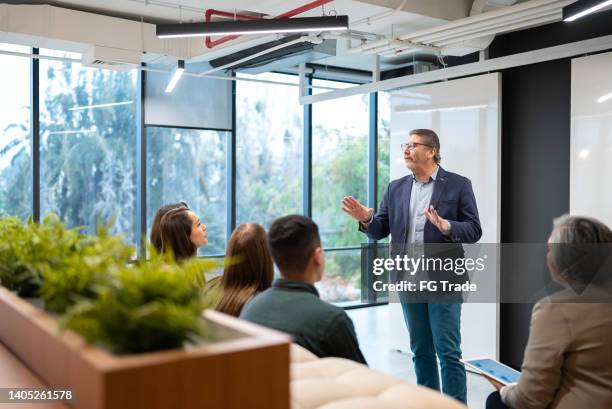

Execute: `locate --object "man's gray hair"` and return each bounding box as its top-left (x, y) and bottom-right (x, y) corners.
top-left (409, 128), bottom-right (441, 164)
top-left (548, 214), bottom-right (612, 285)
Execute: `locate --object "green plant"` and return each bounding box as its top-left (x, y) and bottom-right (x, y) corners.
top-left (0, 216), bottom-right (41, 296)
top-left (1, 214), bottom-right (220, 353)
top-left (0, 215), bottom-right (134, 312)
top-left (38, 220), bottom-right (134, 313)
top-left (63, 255), bottom-right (219, 354)
top-left (0, 215), bottom-right (79, 297)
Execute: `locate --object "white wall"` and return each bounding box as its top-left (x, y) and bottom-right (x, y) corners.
top-left (570, 51), bottom-right (612, 228)
top-left (383, 73), bottom-right (501, 360)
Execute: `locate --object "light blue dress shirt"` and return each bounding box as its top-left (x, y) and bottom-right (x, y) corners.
top-left (408, 166), bottom-right (439, 246)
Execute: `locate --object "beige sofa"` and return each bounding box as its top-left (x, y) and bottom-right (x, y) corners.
top-left (291, 345), bottom-right (467, 409)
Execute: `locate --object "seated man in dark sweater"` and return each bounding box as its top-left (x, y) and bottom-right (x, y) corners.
top-left (240, 215), bottom-right (367, 365)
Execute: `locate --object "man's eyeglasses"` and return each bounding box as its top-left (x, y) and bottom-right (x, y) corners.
top-left (401, 142), bottom-right (433, 151)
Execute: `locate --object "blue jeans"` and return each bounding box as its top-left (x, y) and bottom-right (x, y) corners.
top-left (400, 302), bottom-right (466, 404)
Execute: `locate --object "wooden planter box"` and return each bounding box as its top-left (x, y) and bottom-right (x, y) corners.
top-left (0, 286), bottom-right (291, 409)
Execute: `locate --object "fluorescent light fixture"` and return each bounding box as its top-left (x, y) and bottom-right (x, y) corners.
top-left (563, 0), bottom-right (612, 22)
top-left (156, 16), bottom-right (348, 39)
top-left (597, 91), bottom-right (612, 103)
top-left (165, 60), bottom-right (185, 93)
top-left (69, 101), bottom-right (133, 111)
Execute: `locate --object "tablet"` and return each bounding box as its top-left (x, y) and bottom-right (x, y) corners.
top-left (463, 358), bottom-right (521, 385)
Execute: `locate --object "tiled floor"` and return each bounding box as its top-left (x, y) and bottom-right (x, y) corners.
top-left (347, 304), bottom-right (495, 409)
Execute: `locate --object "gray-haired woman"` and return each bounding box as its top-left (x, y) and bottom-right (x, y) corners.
top-left (487, 215), bottom-right (612, 409)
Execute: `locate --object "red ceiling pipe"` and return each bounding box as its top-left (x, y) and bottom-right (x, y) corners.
top-left (204, 0), bottom-right (334, 49)
top-left (204, 9), bottom-right (259, 49)
top-left (274, 0), bottom-right (333, 18)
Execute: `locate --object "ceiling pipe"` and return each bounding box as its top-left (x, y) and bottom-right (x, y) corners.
top-left (356, 40), bottom-right (441, 55)
top-left (400, 0), bottom-right (569, 42)
top-left (406, 3), bottom-right (566, 44)
top-left (204, 0), bottom-right (333, 49)
top-left (380, 43), bottom-right (441, 57)
top-left (361, 40), bottom-right (418, 54)
top-left (321, 30), bottom-right (381, 41)
top-left (204, 9), bottom-right (260, 49)
top-left (347, 0), bottom-right (572, 56)
top-left (347, 38), bottom-right (400, 54)
top-left (434, 12), bottom-right (561, 47)
top-left (385, 48), bottom-right (428, 58)
top-left (415, 8), bottom-right (560, 46)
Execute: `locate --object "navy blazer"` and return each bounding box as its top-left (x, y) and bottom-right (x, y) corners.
top-left (361, 166), bottom-right (482, 245)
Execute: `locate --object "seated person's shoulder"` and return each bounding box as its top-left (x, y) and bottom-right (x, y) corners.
top-left (239, 287), bottom-right (273, 317)
top-left (312, 299), bottom-right (353, 327)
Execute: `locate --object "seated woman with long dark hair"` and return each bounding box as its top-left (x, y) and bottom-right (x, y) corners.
top-left (216, 223), bottom-right (274, 317)
top-left (153, 202), bottom-right (208, 261)
top-left (150, 201), bottom-right (188, 254)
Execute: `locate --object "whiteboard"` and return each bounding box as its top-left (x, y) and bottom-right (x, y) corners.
top-left (570, 51), bottom-right (612, 228)
top-left (382, 73), bottom-right (501, 360)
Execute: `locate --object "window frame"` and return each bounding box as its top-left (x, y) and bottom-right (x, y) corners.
top-left (21, 54), bottom-right (386, 306)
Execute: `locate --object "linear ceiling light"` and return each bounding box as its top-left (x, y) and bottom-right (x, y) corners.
top-left (563, 0), bottom-right (612, 22)
top-left (156, 16), bottom-right (349, 39)
top-left (165, 60), bottom-right (185, 93)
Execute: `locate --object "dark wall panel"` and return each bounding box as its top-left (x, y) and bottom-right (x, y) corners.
top-left (499, 59), bottom-right (571, 368)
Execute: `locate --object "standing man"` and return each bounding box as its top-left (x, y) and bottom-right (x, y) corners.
top-left (341, 129), bottom-right (481, 404)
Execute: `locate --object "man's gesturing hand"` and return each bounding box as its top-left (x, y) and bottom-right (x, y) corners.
top-left (424, 205), bottom-right (451, 235)
top-left (341, 196), bottom-right (374, 223)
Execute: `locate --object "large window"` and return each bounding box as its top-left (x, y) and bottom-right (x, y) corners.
top-left (39, 50), bottom-right (137, 243)
top-left (236, 72), bottom-right (303, 227)
top-left (312, 79), bottom-right (370, 303)
top-left (1, 42), bottom-right (388, 307)
top-left (0, 43), bottom-right (31, 220)
top-left (147, 128), bottom-right (228, 256)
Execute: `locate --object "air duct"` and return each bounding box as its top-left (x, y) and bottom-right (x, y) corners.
top-left (208, 35), bottom-right (336, 75)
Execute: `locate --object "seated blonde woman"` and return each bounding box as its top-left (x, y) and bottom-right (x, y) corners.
top-left (215, 223), bottom-right (274, 317)
top-left (487, 215), bottom-right (612, 409)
